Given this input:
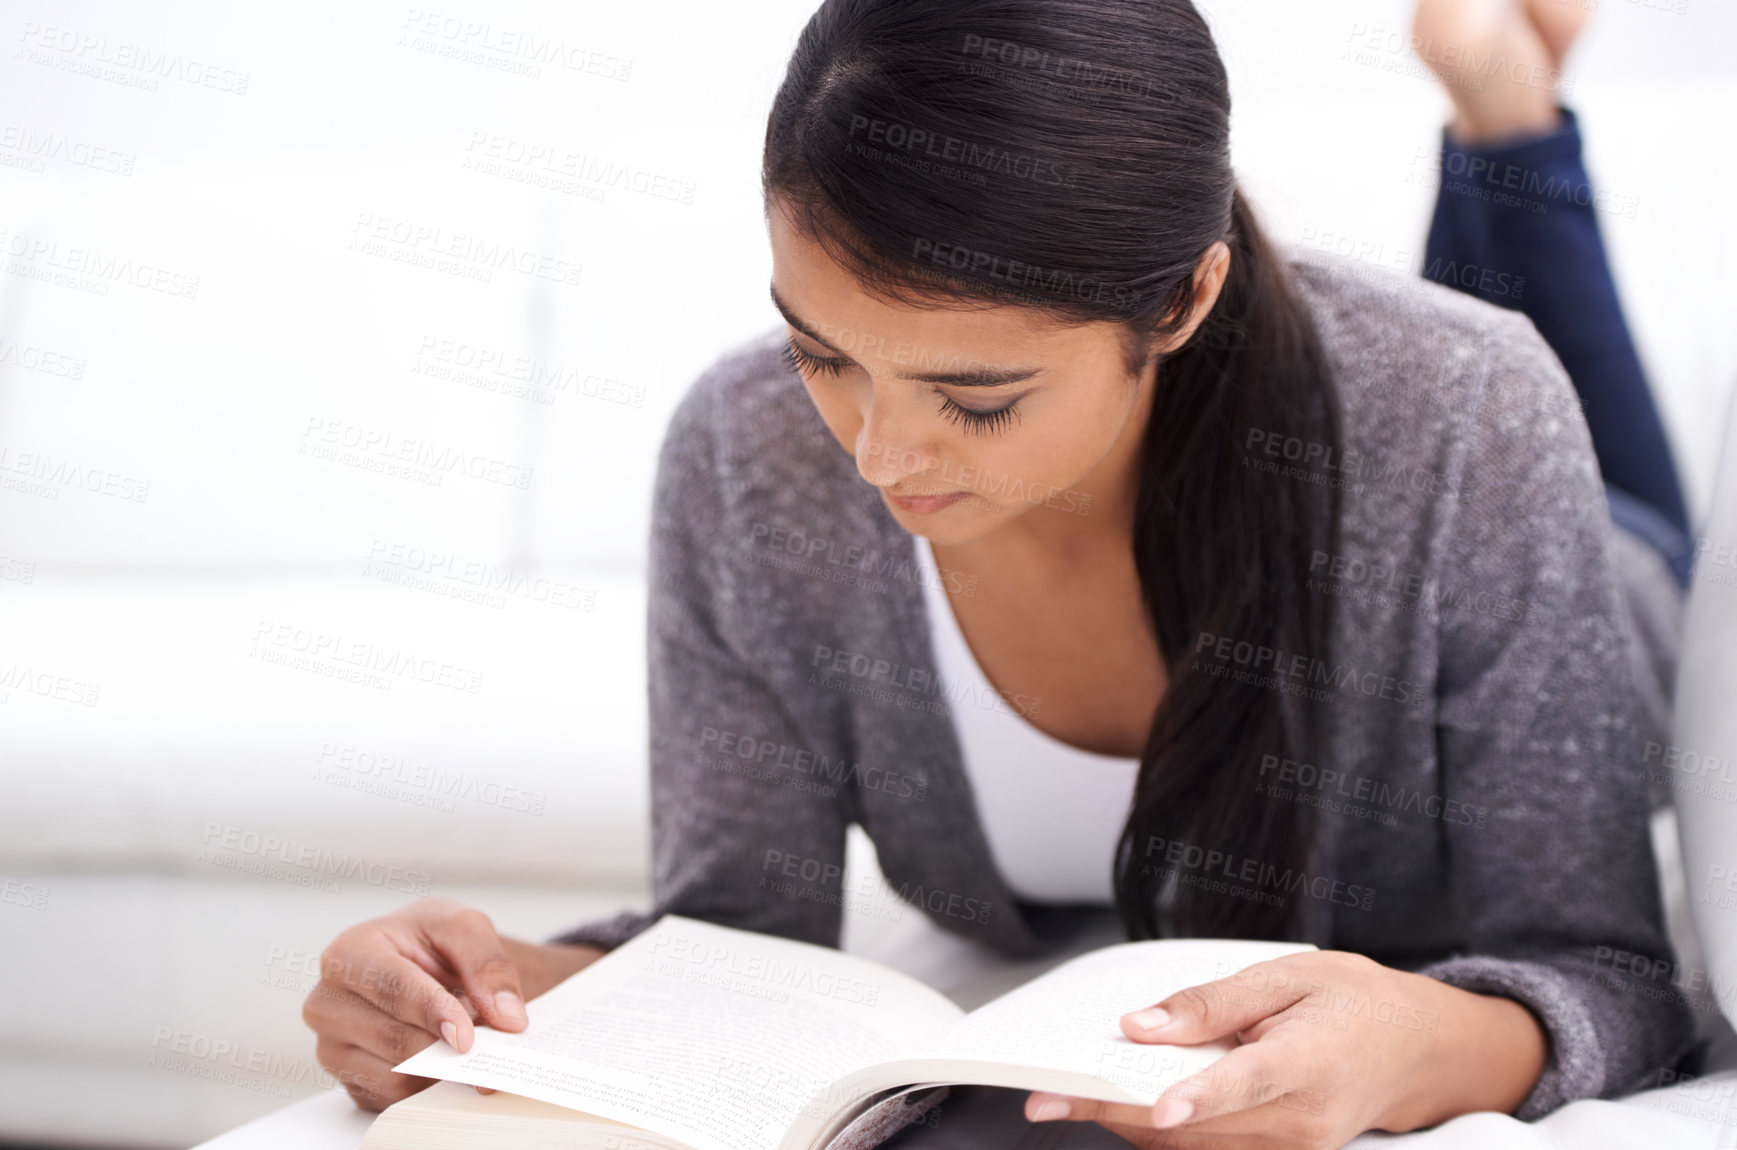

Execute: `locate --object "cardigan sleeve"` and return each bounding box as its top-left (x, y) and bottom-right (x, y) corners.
top-left (548, 358), bottom-right (851, 953)
top-left (1417, 309), bottom-right (1694, 1119)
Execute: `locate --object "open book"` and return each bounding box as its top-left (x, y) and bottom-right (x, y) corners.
top-left (368, 914), bottom-right (1313, 1150)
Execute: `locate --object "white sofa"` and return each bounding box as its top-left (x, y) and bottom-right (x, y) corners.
top-left (0, 575), bottom-right (657, 1146)
top-left (1672, 383), bottom-right (1737, 1046)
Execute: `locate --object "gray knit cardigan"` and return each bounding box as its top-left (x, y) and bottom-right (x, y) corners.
top-left (550, 248), bottom-right (1694, 1121)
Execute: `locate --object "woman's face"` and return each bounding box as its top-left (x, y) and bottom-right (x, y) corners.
top-left (767, 199), bottom-right (1162, 547)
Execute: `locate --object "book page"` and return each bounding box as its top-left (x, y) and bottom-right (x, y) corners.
top-left (881, 939), bottom-right (1315, 1105)
top-left (394, 915), bottom-right (965, 1150)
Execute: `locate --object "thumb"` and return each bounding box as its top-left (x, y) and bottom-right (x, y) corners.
top-left (426, 909), bottom-right (529, 1034)
top-left (1122, 965), bottom-right (1308, 1045)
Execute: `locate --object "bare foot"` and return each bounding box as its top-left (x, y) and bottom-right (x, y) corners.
top-left (1524, 0), bottom-right (1593, 67)
top-left (1411, 0), bottom-right (1586, 144)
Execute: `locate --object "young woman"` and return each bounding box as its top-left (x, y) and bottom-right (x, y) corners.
top-left (304, 0), bottom-right (1698, 1144)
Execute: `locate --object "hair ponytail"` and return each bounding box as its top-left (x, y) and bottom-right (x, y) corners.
top-left (1116, 186), bottom-right (1342, 939)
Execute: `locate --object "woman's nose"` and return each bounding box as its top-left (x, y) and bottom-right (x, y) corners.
top-left (854, 398), bottom-right (936, 490)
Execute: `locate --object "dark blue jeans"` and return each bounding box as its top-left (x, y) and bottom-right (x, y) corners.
top-left (1423, 107), bottom-right (1694, 588)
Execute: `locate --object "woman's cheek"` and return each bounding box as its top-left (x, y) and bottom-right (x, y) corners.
top-left (799, 380), bottom-right (858, 450)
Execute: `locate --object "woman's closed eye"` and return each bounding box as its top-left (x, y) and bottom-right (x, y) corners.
top-left (783, 336), bottom-right (1023, 436)
top-left (782, 336), bottom-right (851, 378)
top-left (935, 393), bottom-right (1022, 436)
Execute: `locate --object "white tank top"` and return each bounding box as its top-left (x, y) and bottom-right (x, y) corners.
top-left (913, 535), bottom-right (1143, 905)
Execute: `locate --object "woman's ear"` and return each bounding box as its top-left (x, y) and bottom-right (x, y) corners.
top-left (1152, 241), bottom-right (1232, 355)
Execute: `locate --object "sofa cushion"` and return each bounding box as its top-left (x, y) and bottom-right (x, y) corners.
top-left (0, 574), bottom-right (650, 886)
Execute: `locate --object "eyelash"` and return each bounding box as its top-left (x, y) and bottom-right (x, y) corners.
top-left (781, 337), bottom-right (848, 378)
top-left (782, 336), bottom-right (1023, 437)
top-left (935, 394), bottom-right (1021, 436)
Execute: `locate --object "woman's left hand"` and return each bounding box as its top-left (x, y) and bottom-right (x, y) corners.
top-left (1023, 950), bottom-right (1547, 1149)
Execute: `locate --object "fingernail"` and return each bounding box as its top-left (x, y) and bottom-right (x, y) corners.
top-left (1151, 1098), bottom-right (1193, 1128)
top-left (440, 1021), bottom-right (459, 1050)
top-left (1030, 1098), bottom-right (1071, 1122)
top-left (1127, 1007), bottom-right (1171, 1032)
top-left (495, 990), bottom-right (526, 1025)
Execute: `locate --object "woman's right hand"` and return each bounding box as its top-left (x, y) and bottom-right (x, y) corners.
top-left (302, 897), bottom-right (605, 1110)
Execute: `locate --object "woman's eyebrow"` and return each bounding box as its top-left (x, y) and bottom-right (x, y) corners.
top-left (904, 364), bottom-right (1040, 387)
top-left (769, 283), bottom-right (1042, 388)
top-left (769, 284), bottom-right (848, 354)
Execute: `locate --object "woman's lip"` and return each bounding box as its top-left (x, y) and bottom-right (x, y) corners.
top-left (887, 490), bottom-right (969, 514)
